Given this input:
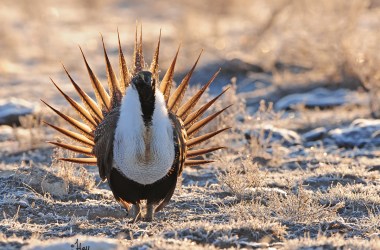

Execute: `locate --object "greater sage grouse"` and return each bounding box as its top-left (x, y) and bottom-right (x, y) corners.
top-left (43, 28), bottom-right (230, 222)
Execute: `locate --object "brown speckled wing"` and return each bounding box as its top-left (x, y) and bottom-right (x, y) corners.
top-left (93, 107), bottom-right (120, 181)
top-left (169, 112), bottom-right (187, 176)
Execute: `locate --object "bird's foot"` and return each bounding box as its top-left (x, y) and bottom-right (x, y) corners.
top-left (144, 203), bottom-right (155, 222)
top-left (128, 204), bottom-right (141, 223)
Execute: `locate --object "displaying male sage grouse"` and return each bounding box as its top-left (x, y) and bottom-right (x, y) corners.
top-left (42, 27), bottom-right (230, 222)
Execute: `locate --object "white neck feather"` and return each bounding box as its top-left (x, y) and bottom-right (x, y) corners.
top-left (113, 86), bottom-right (175, 185)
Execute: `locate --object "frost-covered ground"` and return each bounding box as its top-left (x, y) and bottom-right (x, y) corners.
top-left (1, 1), bottom-right (380, 249)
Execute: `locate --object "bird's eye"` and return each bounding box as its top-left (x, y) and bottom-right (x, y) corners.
top-left (138, 73), bottom-right (145, 82)
top-left (136, 71), bottom-right (153, 86)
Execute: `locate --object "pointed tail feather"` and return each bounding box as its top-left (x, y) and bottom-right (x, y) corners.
top-left (167, 50), bottom-right (202, 113)
top-left (160, 45), bottom-right (180, 103)
top-left (59, 157), bottom-right (97, 165)
top-left (184, 159), bottom-right (214, 167)
top-left (186, 105), bottom-right (231, 137)
top-left (184, 87), bottom-right (230, 129)
top-left (177, 69), bottom-right (220, 120)
top-left (41, 100), bottom-right (93, 139)
top-left (79, 47), bottom-right (111, 111)
top-left (43, 122), bottom-right (95, 147)
top-left (48, 141), bottom-right (94, 156)
top-left (150, 30), bottom-right (161, 81)
top-left (50, 78), bottom-right (97, 129)
top-left (61, 65), bottom-right (103, 122)
top-left (117, 30), bottom-right (131, 93)
top-left (186, 146), bottom-right (225, 158)
top-left (133, 24), bottom-right (145, 73)
top-left (139, 25), bottom-right (145, 68)
top-left (102, 35), bottom-right (122, 108)
top-left (186, 127), bottom-right (230, 148)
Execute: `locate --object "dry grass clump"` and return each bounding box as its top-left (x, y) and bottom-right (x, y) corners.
top-left (42, 107), bottom-right (96, 192)
top-left (164, 218), bottom-right (286, 247)
top-left (253, 100), bottom-right (282, 123)
top-left (5, 162), bottom-right (68, 199)
top-left (215, 94), bottom-right (292, 195)
top-left (224, 186), bottom-right (342, 226)
top-left (302, 162), bottom-right (375, 190)
top-left (317, 183), bottom-right (380, 215)
top-left (51, 147), bottom-right (95, 191)
top-left (283, 234), bottom-right (380, 250)
top-left (213, 79), bottom-right (247, 129)
top-left (242, 100), bottom-right (277, 160)
top-left (245, 100), bottom-right (289, 165)
top-left (217, 158), bottom-right (264, 199)
top-left (0, 232), bottom-right (26, 250)
top-left (225, 200), bottom-right (272, 222)
top-left (303, 144), bottom-right (341, 164)
top-left (359, 208), bottom-right (380, 235)
top-left (267, 186), bottom-right (343, 224)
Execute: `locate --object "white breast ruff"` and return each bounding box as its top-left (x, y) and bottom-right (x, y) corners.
top-left (113, 87), bottom-right (175, 185)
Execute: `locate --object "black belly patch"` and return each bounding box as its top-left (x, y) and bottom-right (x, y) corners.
top-left (109, 166), bottom-right (178, 204)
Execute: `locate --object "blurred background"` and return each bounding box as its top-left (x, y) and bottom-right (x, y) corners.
top-left (0, 0), bottom-right (379, 116)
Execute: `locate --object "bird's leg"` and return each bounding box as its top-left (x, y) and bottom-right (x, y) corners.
top-left (145, 203), bottom-right (156, 222)
top-left (128, 203), bottom-right (141, 223)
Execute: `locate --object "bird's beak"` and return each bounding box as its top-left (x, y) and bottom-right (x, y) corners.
top-left (138, 72), bottom-right (155, 90)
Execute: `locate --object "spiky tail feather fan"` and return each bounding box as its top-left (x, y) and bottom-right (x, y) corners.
top-left (43, 27), bottom-right (230, 170)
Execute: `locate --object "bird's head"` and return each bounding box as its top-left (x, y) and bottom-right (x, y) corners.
top-left (132, 71), bottom-right (156, 102)
top-left (131, 71), bottom-right (157, 126)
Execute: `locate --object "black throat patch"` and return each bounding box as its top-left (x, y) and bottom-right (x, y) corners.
top-left (139, 92), bottom-right (155, 126)
top-left (132, 71), bottom-right (156, 127)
